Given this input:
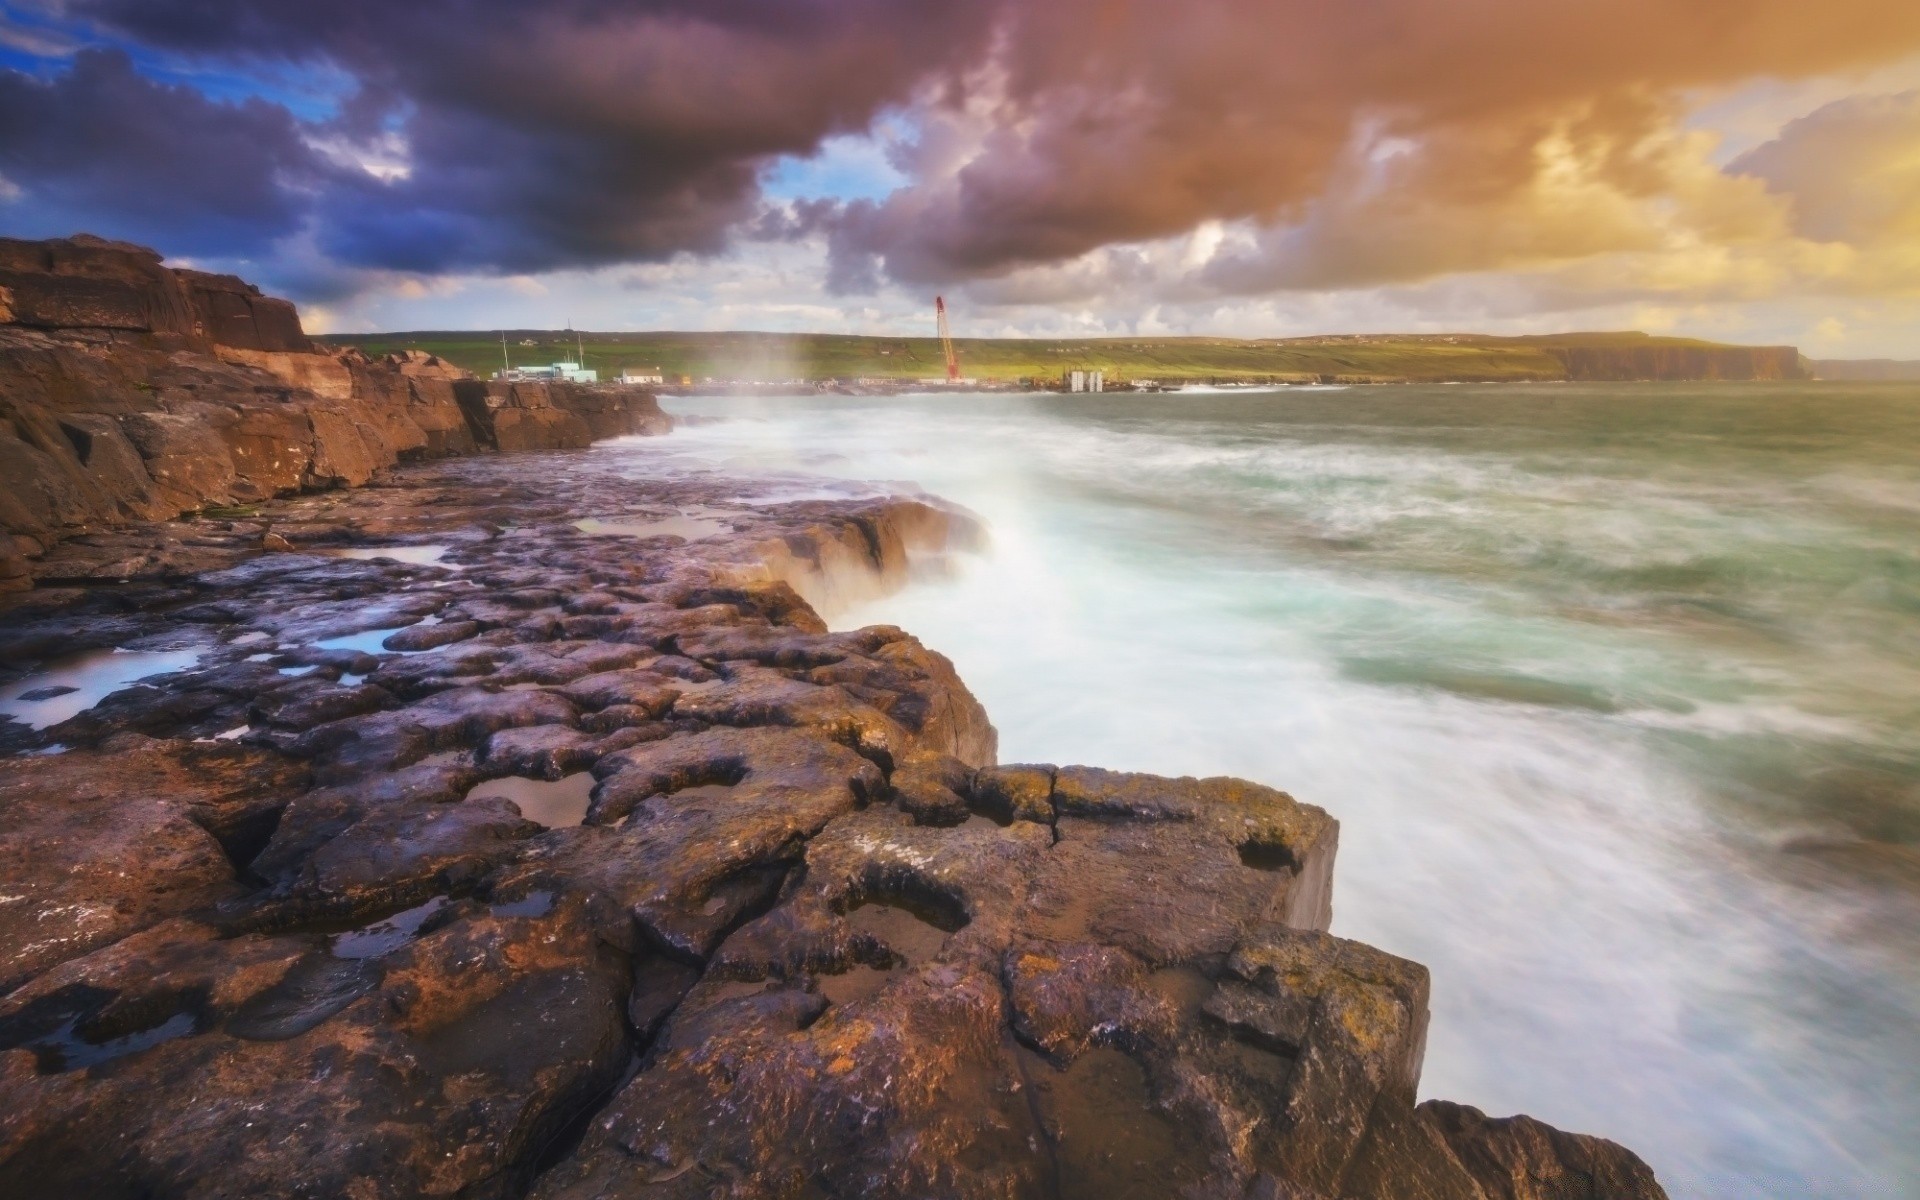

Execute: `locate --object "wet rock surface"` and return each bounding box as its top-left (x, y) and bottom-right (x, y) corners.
top-left (0, 445), bottom-right (1665, 1196)
top-left (0, 235), bottom-right (670, 587)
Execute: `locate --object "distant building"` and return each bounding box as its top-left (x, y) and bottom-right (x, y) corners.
top-left (619, 367), bottom-right (665, 385)
top-left (1066, 370), bottom-right (1104, 393)
top-left (495, 359), bottom-right (598, 383)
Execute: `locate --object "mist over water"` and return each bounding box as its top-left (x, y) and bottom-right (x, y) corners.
top-left (602, 384), bottom-right (1920, 1199)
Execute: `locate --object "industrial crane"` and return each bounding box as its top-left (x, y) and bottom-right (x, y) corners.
top-left (935, 296), bottom-right (960, 382)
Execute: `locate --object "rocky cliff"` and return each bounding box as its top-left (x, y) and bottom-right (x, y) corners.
top-left (1538, 342), bottom-right (1807, 382)
top-left (0, 236), bottom-right (670, 591)
top-left (0, 233), bottom-right (307, 352)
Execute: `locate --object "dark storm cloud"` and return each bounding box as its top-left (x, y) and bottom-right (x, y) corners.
top-left (17, 0), bottom-right (998, 273)
top-left (0, 47), bottom-right (329, 255)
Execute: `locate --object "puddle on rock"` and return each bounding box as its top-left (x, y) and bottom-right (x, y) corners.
top-left (489, 890), bottom-right (556, 919)
top-left (0, 648), bottom-right (203, 730)
top-left (842, 896), bottom-right (967, 967)
top-left (330, 896), bottom-right (450, 959)
top-left (27, 1010), bottom-right (200, 1073)
top-left (313, 627), bottom-right (409, 656)
top-left (816, 964), bottom-right (896, 1008)
top-left (573, 512), bottom-right (732, 542)
top-left (321, 544), bottom-right (454, 566)
top-left (230, 631), bottom-right (270, 646)
top-left (313, 618), bottom-right (442, 657)
top-left (465, 773), bottom-right (594, 828)
top-left (276, 664), bottom-right (318, 678)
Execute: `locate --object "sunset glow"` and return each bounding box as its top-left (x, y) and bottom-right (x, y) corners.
top-left (0, 0), bottom-right (1916, 352)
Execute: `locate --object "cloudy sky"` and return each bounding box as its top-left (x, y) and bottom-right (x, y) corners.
top-left (1, 1), bottom-right (1917, 355)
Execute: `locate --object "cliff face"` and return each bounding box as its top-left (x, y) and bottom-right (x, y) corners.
top-left (0, 236), bottom-right (669, 590)
top-left (0, 234), bottom-right (306, 352)
top-left (1543, 343), bottom-right (1807, 382)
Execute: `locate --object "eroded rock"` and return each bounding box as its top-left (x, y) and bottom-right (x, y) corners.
top-left (0, 423), bottom-right (1664, 1198)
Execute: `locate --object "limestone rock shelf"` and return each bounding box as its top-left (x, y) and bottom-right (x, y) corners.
top-left (0, 453), bottom-right (1666, 1199)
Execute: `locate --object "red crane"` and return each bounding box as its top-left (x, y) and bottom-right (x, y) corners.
top-left (935, 295), bottom-right (960, 382)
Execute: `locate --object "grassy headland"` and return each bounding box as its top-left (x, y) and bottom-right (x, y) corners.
top-left (314, 329), bottom-right (1807, 385)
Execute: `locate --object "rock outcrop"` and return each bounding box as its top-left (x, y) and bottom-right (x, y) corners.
top-left (0, 235), bottom-right (670, 588)
top-left (0, 450), bottom-right (1667, 1199)
top-left (0, 234), bottom-right (306, 352)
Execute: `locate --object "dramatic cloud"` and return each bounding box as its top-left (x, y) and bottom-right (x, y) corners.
top-left (0, 0), bottom-right (1916, 348)
top-left (39, 0), bottom-right (994, 272)
top-left (826, 0), bottom-right (1920, 289)
top-left (0, 47), bottom-right (331, 255)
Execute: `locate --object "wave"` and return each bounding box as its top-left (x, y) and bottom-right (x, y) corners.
top-left (600, 388), bottom-right (1920, 1198)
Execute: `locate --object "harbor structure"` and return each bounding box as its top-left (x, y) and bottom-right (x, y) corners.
top-left (495, 360), bottom-right (598, 383)
top-left (494, 329), bottom-right (598, 382)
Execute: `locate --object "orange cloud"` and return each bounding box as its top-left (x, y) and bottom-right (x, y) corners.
top-left (830, 0), bottom-right (1920, 293)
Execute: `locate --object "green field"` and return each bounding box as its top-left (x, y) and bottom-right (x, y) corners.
top-left (314, 329), bottom-right (1794, 385)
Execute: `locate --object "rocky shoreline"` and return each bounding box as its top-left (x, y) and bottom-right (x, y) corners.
top-left (0, 235), bottom-right (668, 591)
top-left (0, 239), bottom-right (1667, 1197)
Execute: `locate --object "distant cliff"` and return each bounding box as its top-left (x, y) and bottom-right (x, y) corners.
top-left (1528, 339), bottom-right (1808, 382)
top-left (0, 235), bottom-right (669, 590)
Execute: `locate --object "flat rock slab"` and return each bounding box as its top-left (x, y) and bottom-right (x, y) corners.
top-left (0, 453), bottom-right (1665, 1198)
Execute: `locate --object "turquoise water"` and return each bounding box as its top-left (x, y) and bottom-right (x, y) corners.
top-left (607, 383), bottom-right (1920, 1198)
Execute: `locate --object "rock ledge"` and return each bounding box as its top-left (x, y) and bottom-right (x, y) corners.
top-left (0, 453), bottom-right (1666, 1199)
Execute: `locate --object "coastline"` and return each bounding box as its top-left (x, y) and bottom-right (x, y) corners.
top-left (0, 449), bottom-right (1666, 1197)
top-left (0, 235), bottom-right (1668, 1196)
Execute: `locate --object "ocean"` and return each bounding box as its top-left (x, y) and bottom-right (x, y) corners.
top-left (602, 383), bottom-right (1920, 1198)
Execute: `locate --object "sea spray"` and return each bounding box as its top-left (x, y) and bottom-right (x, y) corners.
top-left (606, 383), bottom-right (1920, 1199)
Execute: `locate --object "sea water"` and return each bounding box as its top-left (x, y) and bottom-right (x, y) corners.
top-left (602, 383), bottom-right (1920, 1198)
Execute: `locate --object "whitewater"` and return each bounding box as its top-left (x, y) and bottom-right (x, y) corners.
top-left (600, 383), bottom-right (1920, 1199)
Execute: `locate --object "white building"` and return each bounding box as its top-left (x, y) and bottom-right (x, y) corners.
top-left (619, 368), bottom-right (665, 385)
top-left (494, 360), bottom-right (598, 383)
top-left (1067, 370), bottom-right (1105, 393)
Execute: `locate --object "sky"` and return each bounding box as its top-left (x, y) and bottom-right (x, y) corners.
top-left (1, 1), bottom-right (1917, 356)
